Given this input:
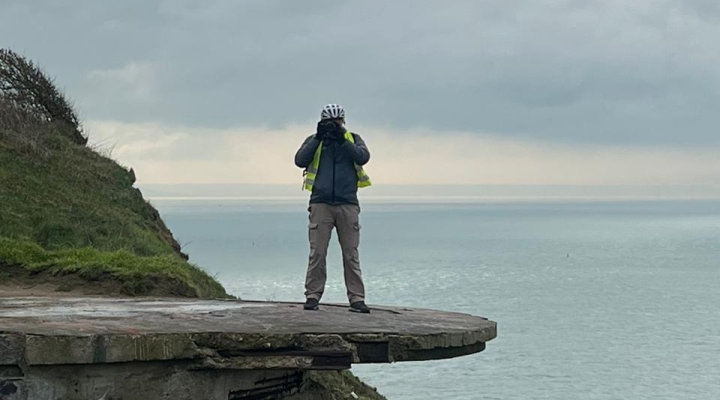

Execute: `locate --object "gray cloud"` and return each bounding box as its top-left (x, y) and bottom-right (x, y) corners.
top-left (2, 0), bottom-right (719, 144)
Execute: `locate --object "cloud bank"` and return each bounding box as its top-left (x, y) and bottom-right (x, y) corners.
top-left (3, 1), bottom-right (720, 145)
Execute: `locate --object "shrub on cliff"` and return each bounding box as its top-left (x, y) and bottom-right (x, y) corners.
top-left (0, 48), bottom-right (86, 145)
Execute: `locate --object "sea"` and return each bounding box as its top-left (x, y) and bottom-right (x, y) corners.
top-left (152, 197), bottom-right (720, 400)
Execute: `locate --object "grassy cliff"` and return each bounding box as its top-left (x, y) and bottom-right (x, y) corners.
top-left (0, 49), bottom-right (227, 298)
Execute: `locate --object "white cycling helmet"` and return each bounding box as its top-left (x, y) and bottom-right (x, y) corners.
top-left (320, 104), bottom-right (345, 120)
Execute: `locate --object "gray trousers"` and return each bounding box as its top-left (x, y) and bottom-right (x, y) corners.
top-left (304, 203), bottom-right (365, 303)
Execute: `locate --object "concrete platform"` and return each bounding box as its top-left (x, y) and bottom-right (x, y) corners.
top-left (0, 296), bottom-right (496, 399)
top-left (0, 296), bottom-right (496, 368)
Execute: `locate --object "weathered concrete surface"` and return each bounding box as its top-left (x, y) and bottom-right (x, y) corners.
top-left (0, 297), bottom-right (495, 399)
top-left (0, 297), bottom-right (496, 368)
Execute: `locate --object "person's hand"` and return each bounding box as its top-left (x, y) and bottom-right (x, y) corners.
top-left (332, 124), bottom-right (346, 143)
top-left (316, 120), bottom-right (335, 141)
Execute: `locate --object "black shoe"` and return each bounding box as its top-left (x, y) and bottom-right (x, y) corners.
top-left (349, 301), bottom-right (370, 313)
top-left (304, 298), bottom-right (319, 310)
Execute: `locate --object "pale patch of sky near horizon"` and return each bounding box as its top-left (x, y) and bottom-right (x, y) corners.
top-left (86, 119), bottom-right (720, 187)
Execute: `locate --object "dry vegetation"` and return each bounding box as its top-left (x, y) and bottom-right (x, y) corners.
top-left (0, 48), bottom-right (85, 145)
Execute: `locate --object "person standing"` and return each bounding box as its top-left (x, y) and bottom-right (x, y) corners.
top-left (294, 104), bottom-right (372, 313)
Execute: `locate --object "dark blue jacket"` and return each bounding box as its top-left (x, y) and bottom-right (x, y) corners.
top-left (294, 131), bottom-right (370, 205)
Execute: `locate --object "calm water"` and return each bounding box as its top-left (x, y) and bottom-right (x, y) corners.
top-left (155, 199), bottom-right (720, 399)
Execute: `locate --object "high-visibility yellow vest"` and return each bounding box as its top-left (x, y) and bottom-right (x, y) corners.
top-left (303, 132), bottom-right (372, 191)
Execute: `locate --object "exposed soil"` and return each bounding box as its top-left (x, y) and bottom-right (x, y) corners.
top-left (0, 264), bottom-right (197, 298)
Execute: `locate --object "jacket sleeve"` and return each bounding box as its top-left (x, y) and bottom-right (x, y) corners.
top-left (294, 135), bottom-right (321, 168)
top-left (340, 133), bottom-right (371, 166)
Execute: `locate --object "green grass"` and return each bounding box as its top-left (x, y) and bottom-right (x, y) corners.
top-left (0, 237), bottom-right (227, 298)
top-left (0, 129), bottom-right (174, 255)
top-left (0, 116), bottom-right (230, 298)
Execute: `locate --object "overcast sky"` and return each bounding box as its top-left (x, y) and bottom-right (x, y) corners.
top-left (2, 1), bottom-right (719, 188)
